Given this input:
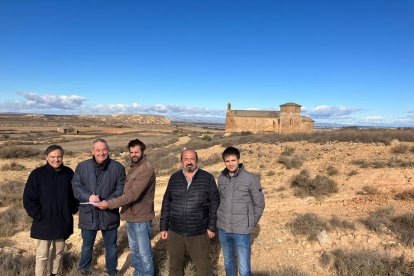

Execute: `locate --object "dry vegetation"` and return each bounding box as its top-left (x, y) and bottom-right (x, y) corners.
top-left (0, 124), bottom-right (414, 275)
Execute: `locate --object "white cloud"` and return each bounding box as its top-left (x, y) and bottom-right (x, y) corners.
top-left (302, 105), bottom-right (361, 119)
top-left (16, 92), bottom-right (86, 110)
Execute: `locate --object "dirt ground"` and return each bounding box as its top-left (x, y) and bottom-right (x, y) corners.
top-left (1, 126), bottom-right (414, 275)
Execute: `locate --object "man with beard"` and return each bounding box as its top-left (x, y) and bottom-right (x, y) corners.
top-left (97, 139), bottom-right (156, 276)
top-left (217, 146), bottom-right (265, 276)
top-left (160, 149), bottom-right (220, 276)
top-left (72, 139), bottom-right (125, 276)
top-left (23, 144), bottom-right (78, 276)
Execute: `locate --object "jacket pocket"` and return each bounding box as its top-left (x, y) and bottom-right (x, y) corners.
top-left (79, 205), bottom-right (94, 226)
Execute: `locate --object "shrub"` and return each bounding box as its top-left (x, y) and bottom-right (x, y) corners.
top-left (278, 155), bottom-right (304, 169)
top-left (326, 165), bottom-right (339, 176)
top-left (390, 213), bottom-right (414, 246)
top-left (0, 181), bottom-right (25, 207)
top-left (0, 161), bottom-right (26, 171)
top-left (347, 169), bottom-right (358, 177)
top-left (0, 251), bottom-right (35, 275)
top-left (329, 216), bottom-right (355, 230)
top-left (200, 154), bottom-right (222, 167)
top-left (290, 213), bottom-right (329, 241)
top-left (280, 147), bottom-right (295, 156)
top-left (391, 144), bottom-right (409, 154)
top-left (266, 170), bottom-right (276, 176)
top-left (362, 206), bottom-right (395, 233)
top-left (291, 170), bottom-right (338, 199)
top-left (0, 146), bottom-right (42, 159)
top-left (201, 134), bottom-right (212, 141)
top-left (360, 185), bottom-right (379, 195)
top-left (395, 189), bottom-right (414, 200)
top-left (0, 208), bottom-right (31, 236)
top-left (323, 249), bottom-right (414, 275)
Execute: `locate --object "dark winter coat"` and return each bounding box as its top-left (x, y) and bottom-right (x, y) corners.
top-left (23, 163), bottom-right (78, 240)
top-left (160, 168), bottom-right (220, 236)
top-left (72, 157), bottom-right (125, 231)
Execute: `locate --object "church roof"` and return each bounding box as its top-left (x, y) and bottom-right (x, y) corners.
top-left (280, 102), bottom-right (302, 107)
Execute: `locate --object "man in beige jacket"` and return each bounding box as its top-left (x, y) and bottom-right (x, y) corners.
top-left (97, 139), bottom-right (155, 276)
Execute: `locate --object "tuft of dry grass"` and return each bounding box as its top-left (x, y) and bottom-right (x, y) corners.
top-left (325, 165), bottom-right (339, 176)
top-left (0, 251), bottom-right (35, 275)
top-left (0, 180), bottom-right (25, 207)
top-left (359, 185), bottom-right (379, 195)
top-left (391, 143), bottom-right (409, 154)
top-left (322, 249), bottom-right (414, 275)
top-left (278, 155), bottom-right (304, 169)
top-left (395, 189), bottom-right (414, 200)
top-left (329, 216), bottom-right (355, 230)
top-left (0, 161), bottom-right (26, 171)
top-left (0, 208), bottom-right (31, 236)
top-left (291, 170), bottom-right (338, 199)
top-left (362, 206), bottom-right (395, 233)
top-left (390, 213), bottom-right (414, 247)
top-left (290, 213), bottom-right (329, 241)
top-left (280, 147), bottom-right (295, 156)
top-left (0, 146), bottom-right (42, 159)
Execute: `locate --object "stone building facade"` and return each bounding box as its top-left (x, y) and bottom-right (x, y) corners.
top-left (225, 102), bottom-right (314, 134)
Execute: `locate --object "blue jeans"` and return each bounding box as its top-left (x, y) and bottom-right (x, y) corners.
top-left (79, 229), bottom-right (118, 275)
top-left (126, 221), bottom-right (154, 276)
top-left (218, 228), bottom-right (251, 276)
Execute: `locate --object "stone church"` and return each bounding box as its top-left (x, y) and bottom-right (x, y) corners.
top-left (225, 102), bottom-right (314, 134)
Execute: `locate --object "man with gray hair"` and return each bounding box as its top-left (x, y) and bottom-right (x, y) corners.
top-left (72, 139), bottom-right (126, 276)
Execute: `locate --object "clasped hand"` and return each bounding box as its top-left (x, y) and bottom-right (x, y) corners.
top-left (88, 194), bottom-right (109, 210)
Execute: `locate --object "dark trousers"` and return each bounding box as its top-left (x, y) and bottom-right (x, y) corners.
top-left (167, 230), bottom-right (211, 276)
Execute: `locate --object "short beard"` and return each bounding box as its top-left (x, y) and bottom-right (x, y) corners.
top-left (131, 156), bottom-right (143, 164)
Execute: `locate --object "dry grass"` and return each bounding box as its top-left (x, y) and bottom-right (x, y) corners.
top-left (0, 146), bottom-right (42, 159)
top-left (0, 180), bottom-right (25, 207)
top-left (322, 249), bottom-right (414, 276)
top-left (329, 216), bottom-right (355, 230)
top-left (325, 165), bottom-right (339, 176)
top-left (290, 213), bottom-right (329, 241)
top-left (362, 206), bottom-right (395, 233)
top-left (291, 170), bottom-right (338, 199)
top-left (359, 185), bottom-right (379, 195)
top-left (395, 189), bottom-right (414, 200)
top-left (0, 208), bottom-right (31, 236)
top-left (254, 267), bottom-right (309, 276)
top-left (391, 143), bottom-right (409, 154)
top-left (0, 251), bottom-right (35, 276)
top-left (352, 157), bottom-right (414, 169)
top-left (0, 161), bottom-right (26, 171)
top-left (278, 155), bottom-right (304, 169)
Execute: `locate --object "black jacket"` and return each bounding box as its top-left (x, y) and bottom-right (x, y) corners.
top-left (23, 163), bottom-right (78, 240)
top-left (160, 168), bottom-right (220, 236)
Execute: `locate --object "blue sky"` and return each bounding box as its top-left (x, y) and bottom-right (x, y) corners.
top-left (0, 0), bottom-right (413, 126)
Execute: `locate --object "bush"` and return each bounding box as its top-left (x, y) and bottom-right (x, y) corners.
top-left (0, 146), bottom-right (42, 159)
top-left (266, 170), bottom-right (276, 176)
top-left (201, 134), bottom-right (212, 141)
top-left (0, 251), bottom-right (35, 275)
top-left (360, 185), bottom-right (379, 195)
top-left (291, 170), bottom-right (338, 199)
top-left (362, 206), bottom-right (395, 233)
top-left (0, 208), bottom-right (31, 236)
top-left (0, 181), bottom-right (25, 207)
top-left (323, 249), bottom-right (414, 275)
top-left (281, 147), bottom-right (295, 156)
top-left (200, 154), bottom-right (222, 167)
top-left (395, 189), bottom-right (414, 200)
top-left (391, 144), bottom-right (409, 154)
top-left (347, 169), bottom-right (358, 177)
top-left (290, 213), bottom-right (329, 240)
top-left (326, 165), bottom-right (339, 176)
top-left (390, 213), bottom-right (414, 247)
top-left (329, 216), bottom-right (355, 230)
top-left (0, 161), bottom-right (26, 171)
top-left (278, 155), bottom-right (304, 169)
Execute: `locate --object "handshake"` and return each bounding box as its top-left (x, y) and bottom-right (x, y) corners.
top-left (89, 194), bottom-right (109, 210)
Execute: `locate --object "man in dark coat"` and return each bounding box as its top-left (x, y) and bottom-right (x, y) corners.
top-left (160, 149), bottom-right (220, 276)
top-left (23, 144), bottom-right (78, 276)
top-left (72, 138), bottom-right (125, 276)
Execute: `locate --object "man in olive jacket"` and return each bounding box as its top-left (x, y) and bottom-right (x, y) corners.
top-left (97, 139), bottom-right (156, 276)
top-left (72, 139), bottom-right (125, 276)
top-left (23, 144), bottom-right (78, 276)
top-left (160, 149), bottom-right (220, 276)
top-left (217, 146), bottom-right (265, 276)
